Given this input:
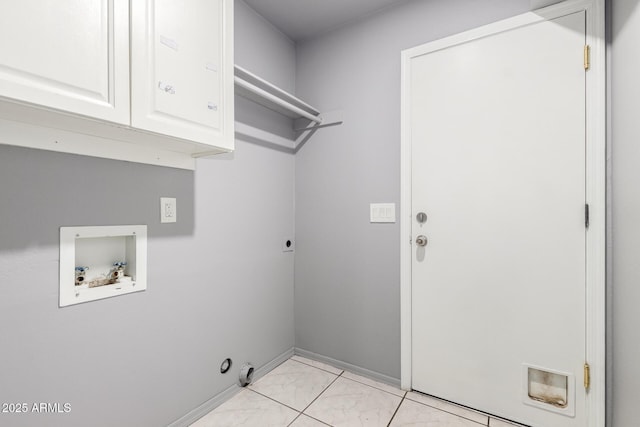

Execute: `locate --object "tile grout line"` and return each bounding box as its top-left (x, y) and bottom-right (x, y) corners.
top-left (296, 370), bottom-right (344, 424)
top-left (246, 387), bottom-right (302, 414)
top-left (238, 357), bottom-right (493, 427)
top-left (293, 358), bottom-right (408, 425)
top-left (247, 358), bottom-right (337, 415)
top-left (386, 394), bottom-right (406, 427)
top-left (286, 413), bottom-right (304, 427)
top-left (340, 374), bottom-right (406, 398)
top-left (301, 371), bottom-right (407, 427)
top-left (214, 355), bottom-right (516, 427)
top-left (298, 414), bottom-right (333, 426)
top-left (405, 392), bottom-right (490, 425)
top-left (285, 411), bottom-right (331, 427)
top-left (302, 371), bottom-right (343, 412)
top-left (387, 394), bottom-right (489, 427)
top-left (290, 356), bottom-right (345, 376)
top-left (248, 357), bottom-right (413, 427)
top-left (293, 356), bottom-right (406, 400)
top-left (247, 359), bottom-right (341, 426)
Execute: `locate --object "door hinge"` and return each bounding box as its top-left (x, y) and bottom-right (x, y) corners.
top-left (585, 203), bottom-right (590, 228)
top-left (584, 362), bottom-right (591, 390)
top-left (584, 45), bottom-right (591, 70)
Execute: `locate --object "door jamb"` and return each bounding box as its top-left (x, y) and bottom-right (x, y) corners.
top-left (399, 1), bottom-right (605, 425)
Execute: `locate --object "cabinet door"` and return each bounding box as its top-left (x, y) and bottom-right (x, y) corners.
top-left (0, 0), bottom-right (130, 124)
top-left (131, 0), bottom-right (234, 152)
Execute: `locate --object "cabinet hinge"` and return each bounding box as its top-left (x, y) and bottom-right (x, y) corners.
top-left (584, 362), bottom-right (591, 390)
top-left (585, 203), bottom-right (590, 228)
top-left (584, 45), bottom-right (591, 70)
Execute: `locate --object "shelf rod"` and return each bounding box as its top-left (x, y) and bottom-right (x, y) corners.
top-left (234, 77), bottom-right (323, 124)
top-left (294, 121), bottom-right (343, 132)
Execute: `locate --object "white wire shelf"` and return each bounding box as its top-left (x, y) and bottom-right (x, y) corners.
top-left (234, 65), bottom-right (323, 124)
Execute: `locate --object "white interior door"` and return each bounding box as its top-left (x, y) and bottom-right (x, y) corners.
top-left (409, 11), bottom-right (587, 427)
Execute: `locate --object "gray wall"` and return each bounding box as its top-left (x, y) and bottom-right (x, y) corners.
top-left (294, 0), bottom-right (531, 380)
top-left (611, 0), bottom-right (640, 425)
top-left (235, 0), bottom-right (295, 93)
top-left (294, 1), bottom-right (640, 425)
top-left (0, 1), bottom-right (296, 426)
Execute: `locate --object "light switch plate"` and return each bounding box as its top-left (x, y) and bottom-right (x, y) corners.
top-left (160, 197), bottom-right (177, 223)
top-left (370, 203), bottom-right (396, 223)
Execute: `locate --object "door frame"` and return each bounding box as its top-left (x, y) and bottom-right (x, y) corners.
top-left (399, 0), bottom-right (605, 425)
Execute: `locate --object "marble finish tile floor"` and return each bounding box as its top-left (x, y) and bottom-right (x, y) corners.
top-left (191, 356), bottom-right (526, 427)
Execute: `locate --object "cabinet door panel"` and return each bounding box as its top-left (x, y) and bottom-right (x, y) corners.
top-left (131, 0), bottom-right (234, 151)
top-left (0, 0), bottom-right (129, 124)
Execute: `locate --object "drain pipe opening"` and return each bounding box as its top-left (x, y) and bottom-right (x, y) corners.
top-left (238, 363), bottom-right (254, 387)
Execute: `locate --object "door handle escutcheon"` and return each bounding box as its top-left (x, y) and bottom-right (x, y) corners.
top-left (415, 235), bottom-right (428, 247)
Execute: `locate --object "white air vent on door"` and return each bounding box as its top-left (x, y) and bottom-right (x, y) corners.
top-left (522, 364), bottom-right (575, 417)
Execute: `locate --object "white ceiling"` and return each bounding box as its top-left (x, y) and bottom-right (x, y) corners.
top-left (242, 0), bottom-right (410, 41)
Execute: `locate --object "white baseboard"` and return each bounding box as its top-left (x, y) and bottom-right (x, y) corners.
top-left (168, 347), bottom-right (294, 427)
top-left (294, 347), bottom-right (400, 388)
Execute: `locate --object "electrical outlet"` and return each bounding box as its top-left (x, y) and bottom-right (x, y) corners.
top-left (160, 197), bottom-right (177, 223)
top-left (282, 237), bottom-right (295, 252)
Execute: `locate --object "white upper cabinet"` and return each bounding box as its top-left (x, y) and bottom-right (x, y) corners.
top-left (0, 0), bottom-right (130, 124)
top-left (0, 0), bottom-right (234, 169)
top-left (131, 0), bottom-right (235, 152)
